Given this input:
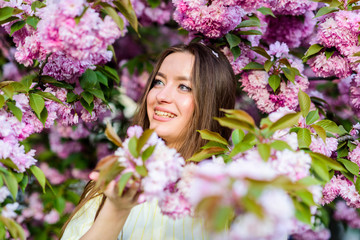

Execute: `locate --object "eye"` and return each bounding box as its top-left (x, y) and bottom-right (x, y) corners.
top-left (179, 84), bottom-right (192, 92)
top-left (152, 79), bottom-right (164, 88)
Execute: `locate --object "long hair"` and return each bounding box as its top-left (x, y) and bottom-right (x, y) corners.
top-left (60, 43), bottom-right (236, 237)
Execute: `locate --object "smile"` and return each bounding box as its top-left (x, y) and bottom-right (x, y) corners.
top-left (155, 110), bottom-right (176, 118)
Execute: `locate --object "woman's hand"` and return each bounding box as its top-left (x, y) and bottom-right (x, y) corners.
top-left (89, 172), bottom-right (140, 213)
top-left (79, 172), bottom-right (140, 240)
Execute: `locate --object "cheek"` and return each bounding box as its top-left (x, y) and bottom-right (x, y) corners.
top-left (181, 96), bottom-right (195, 121)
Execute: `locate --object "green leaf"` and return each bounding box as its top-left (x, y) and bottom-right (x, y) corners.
top-left (237, 19), bottom-right (261, 28)
top-left (39, 106), bottom-right (48, 126)
top-left (41, 75), bottom-right (74, 89)
top-left (135, 165), bottom-right (148, 177)
top-left (198, 129), bottom-right (228, 146)
top-left (6, 102), bottom-right (22, 122)
top-left (232, 129), bottom-right (245, 146)
top-left (282, 67), bottom-right (295, 84)
top-left (325, 50), bottom-right (335, 59)
top-left (30, 165), bottom-right (46, 192)
top-left (311, 157), bottom-right (330, 182)
top-left (113, 0), bottom-right (139, 34)
top-left (243, 62), bottom-right (264, 70)
top-left (268, 75), bottom-right (281, 92)
top-left (20, 75), bottom-right (35, 92)
top-left (251, 47), bottom-right (271, 60)
top-left (298, 89), bottom-right (311, 118)
top-left (80, 98), bottom-right (94, 113)
top-left (229, 142), bottom-right (254, 158)
top-left (80, 69), bottom-right (98, 89)
top-left (237, 30), bottom-right (262, 35)
top-left (225, 33), bottom-right (241, 49)
top-left (213, 206), bottom-right (233, 232)
top-left (315, 7), bottom-right (338, 18)
top-left (297, 176), bottom-right (322, 186)
top-left (201, 141), bottom-right (227, 150)
top-left (10, 82), bottom-right (26, 92)
top-left (338, 158), bottom-right (359, 176)
top-left (29, 93), bottom-right (45, 117)
top-left (312, 125), bottom-right (326, 143)
top-left (231, 46), bottom-right (241, 61)
top-left (0, 7), bottom-right (14, 22)
top-left (270, 140), bottom-right (292, 151)
top-left (26, 16), bottom-right (39, 30)
top-left (264, 60), bottom-right (274, 72)
top-left (221, 109), bottom-right (255, 126)
top-left (0, 158), bottom-right (19, 171)
top-left (0, 16), bottom-right (18, 25)
top-left (214, 117), bottom-right (255, 132)
top-left (303, 44), bottom-right (324, 61)
top-left (66, 91), bottom-right (78, 103)
top-left (10, 20), bottom-right (25, 36)
top-left (188, 147), bottom-right (226, 162)
top-left (148, 0), bottom-right (161, 8)
top-left (257, 7), bottom-right (276, 18)
top-left (2, 84), bottom-right (14, 99)
top-left (128, 136), bottom-right (138, 158)
top-left (297, 128), bottom-right (311, 149)
top-left (306, 109), bottom-right (320, 125)
top-left (314, 120), bottom-right (340, 134)
top-left (19, 174), bottom-right (28, 193)
top-left (96, 71), bottom-right (108, 87)
top-left (98, 66), bottom-right (120, 83)
top-left (81, 91), bottom-right (94, 105)
top-left (337, 145), bottom-right (348, 158)
top-left (269, 112), bottom-right (301, 132)
top-left (258, 143), bottom-right (271, 161)
top-left (100, 3), bottom-right (124, 30)
top-left (54, 197), bottom-right (66, 214)
top-left (0, 95), bottom-right (5, 109)
top-left (34, 91), bottom-right (63, 104)
top-left (0, 216), bottom-right (26, 240)
top-left (293, 200), bottom-right (312, 225)
top-left (295, 189), bottom-right (316, 206)
top-left (310, 152), bottom-right (345, 172)
top-left (1, 171), bottom-right (18, 199)
top-left (356, 177), bottom-right (360, 194)
top-left (31, 1), bottom-right (46, 11)
top-left (87, 89), bottom-right (106, 102)
top-left (118, 172), bottom-right (133, 196)
top-left (142, 145), bottom-right (156, 162)
top-left (137, 129), bottom-right (155, 153)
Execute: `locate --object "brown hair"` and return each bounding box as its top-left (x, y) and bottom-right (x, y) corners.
top-left (60, 43), bottom-right (236, 237)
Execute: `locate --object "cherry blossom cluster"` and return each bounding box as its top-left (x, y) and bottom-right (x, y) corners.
top-left (2, 0), bottom-right (122, 82)
top-left (113, 126), bottom-right (191, 219)
top-left (308, 10), bottom-right (360, 78)
top-left (131, 0), bottom-right (172, 25)
top-left (172, 0), bottom-right (246, 38)
top-left (241, 42), bottom-right (309, 113)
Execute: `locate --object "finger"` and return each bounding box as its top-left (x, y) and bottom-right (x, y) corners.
top-left (89, 171), bottom-right (99, 180)
top-left (104, 180), bottom-right (117, 197)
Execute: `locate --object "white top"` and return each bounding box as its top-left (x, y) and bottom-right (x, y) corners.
top-left (61, 196), bottom-right (211, 240)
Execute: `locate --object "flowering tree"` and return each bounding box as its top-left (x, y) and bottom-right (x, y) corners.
top-left (0, 0), bottom-right (360, 239)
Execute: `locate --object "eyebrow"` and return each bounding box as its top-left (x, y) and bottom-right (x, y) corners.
top-left (156, 72), bottom-right (190, 81)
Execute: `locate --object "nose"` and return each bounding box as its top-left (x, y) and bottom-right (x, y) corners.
top-left (156, 84), bottom-right (173, 103)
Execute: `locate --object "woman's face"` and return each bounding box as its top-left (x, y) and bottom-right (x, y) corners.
top-left (146, 52), bottom-right (195, 148)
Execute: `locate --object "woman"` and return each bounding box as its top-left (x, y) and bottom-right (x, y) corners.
top-left (61, 43), bottom-right (236, 240)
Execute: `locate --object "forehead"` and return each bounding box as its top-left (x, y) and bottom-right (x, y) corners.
top-left (158, 52), bottom-right (195, 79)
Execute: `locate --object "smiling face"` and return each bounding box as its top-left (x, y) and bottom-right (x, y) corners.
top-left (146, 52), bottom-right (195, 148)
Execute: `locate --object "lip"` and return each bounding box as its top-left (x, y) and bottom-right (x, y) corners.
top-left (153, 107), bottom-right (177, 122)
